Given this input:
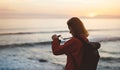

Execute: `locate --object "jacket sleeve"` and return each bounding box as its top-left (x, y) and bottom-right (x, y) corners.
top-left (52, 38), bottom-right (74, 55)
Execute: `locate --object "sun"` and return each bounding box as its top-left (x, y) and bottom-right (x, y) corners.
top-left (88, 13), bottom-right (97, 17)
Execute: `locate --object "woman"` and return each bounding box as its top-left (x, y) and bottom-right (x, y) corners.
top-left (51, 17), bottom-right (89, 70)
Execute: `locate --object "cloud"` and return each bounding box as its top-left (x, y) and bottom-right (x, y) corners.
top-left (0, 0), bottom-right (120, 18)
top-left (0, 12), bottom-right (70, 18)
top-left (0, 8), bottom-right (13, 13)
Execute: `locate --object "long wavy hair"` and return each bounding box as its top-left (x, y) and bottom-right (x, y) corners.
top-left (67, 17), bottom-right (89, 37)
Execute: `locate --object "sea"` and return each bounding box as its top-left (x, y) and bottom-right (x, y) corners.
top-left (0, 18), bottom-right (120, 70)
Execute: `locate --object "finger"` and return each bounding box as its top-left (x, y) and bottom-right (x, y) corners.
top-left (57, 35), bottom-right (61, 37)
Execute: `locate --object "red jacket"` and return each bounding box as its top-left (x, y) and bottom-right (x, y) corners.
top-left (52, 35), bottom-right (88, 70)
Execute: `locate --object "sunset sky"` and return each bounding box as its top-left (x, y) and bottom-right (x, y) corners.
top-left (0, 0), bottom-right (120, 18)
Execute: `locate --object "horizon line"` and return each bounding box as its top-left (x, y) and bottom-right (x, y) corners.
top-left (0, 14), bottom-right (120, 19)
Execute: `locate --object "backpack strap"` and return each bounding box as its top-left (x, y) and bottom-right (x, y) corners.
top-left (76, 36), bottom-right (89, 47)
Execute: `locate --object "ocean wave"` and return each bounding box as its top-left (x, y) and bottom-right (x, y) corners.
top-left (100, 50), bottom-right (120, 55)
top-left (100, 57), bottom-right (120, 62)
top-left (0, 41), bottom-right (52, 48)
top-left (0, 28), bottom-right (119, 36)
top-left (91, 37), bottom-right (120, 42)
top-left (0, 37), bottom-right (120, 48)
top-left (0, 31), bottom-right (68, 35)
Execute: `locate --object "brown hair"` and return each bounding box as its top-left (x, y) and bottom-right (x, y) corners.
top-left (67, 17), bottom-right (89, 37)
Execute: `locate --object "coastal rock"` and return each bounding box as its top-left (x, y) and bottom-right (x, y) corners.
top-left (38, 59), bottom-right (48, 62)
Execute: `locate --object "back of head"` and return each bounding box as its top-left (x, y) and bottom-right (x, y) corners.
top-left (67, 17), bottom-right (89, 37)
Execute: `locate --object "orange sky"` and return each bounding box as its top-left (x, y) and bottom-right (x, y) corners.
top-left (0, 0), bottom-right (120, 18)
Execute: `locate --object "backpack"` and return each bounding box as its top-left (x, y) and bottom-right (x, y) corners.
top-left (69, 37), bottom-right (101, 70)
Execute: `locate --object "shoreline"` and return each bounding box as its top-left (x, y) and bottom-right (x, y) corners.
top-left (0, 41), bottom-right (120, 70)
top-left (0, 44), bottom-right (65, 70)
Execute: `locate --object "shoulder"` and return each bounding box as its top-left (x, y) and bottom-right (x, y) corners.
top-left (79, 34), bottom-right (89, 43)
top-left (64, 37), bottom-right (81, 45)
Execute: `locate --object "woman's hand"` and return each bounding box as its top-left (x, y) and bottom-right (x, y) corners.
top-left (52, 34), bottom-right (61, 40)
